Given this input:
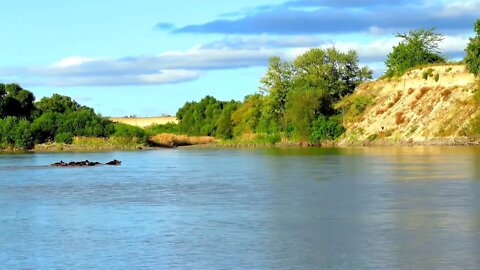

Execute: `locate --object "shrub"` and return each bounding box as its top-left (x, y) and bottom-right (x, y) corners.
top-left (113, 123), bottom-right (147, 143)
top-left (55, 132), bottom-right (73, 144)
top-left (422, 68), bottom-right (434, 80)
top-left (0, 117), bottom-right (34, 149)
top-left (145, 123), bottom-right (180, 135)
top-left (310, 115), bottom-right (345, 143)
top-left (434, 73), bottom-right (440, 82)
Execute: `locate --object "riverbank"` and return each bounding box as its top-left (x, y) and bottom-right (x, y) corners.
top-left (4, 134), bottom-right (480, 153)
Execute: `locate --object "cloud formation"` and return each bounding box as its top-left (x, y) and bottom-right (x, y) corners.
top-left (0, 49), bottom-right (275, 87)
top-left (285, 0), bottom-right (417, 8)
top-left (0, 31), bottom-right (468, 87)
top-left (171, 0), bottom-right (479, 35)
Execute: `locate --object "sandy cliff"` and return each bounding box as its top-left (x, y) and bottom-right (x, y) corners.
top-left (339, 64), bottom-right (479, 144)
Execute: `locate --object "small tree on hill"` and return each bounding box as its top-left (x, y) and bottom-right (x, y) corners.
top-left (385, 28), bottom-right (446, 77)
top-left (465, 19), bottom-right (480, 76)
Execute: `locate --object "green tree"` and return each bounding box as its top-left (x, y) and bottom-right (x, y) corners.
top-left (35, 94), bottom-right (81, 115)
top-left (0, 117), bottom-right (33, 149)
top-left (258, 56), bottom-right (293, 133)
top-left (0, 84), bottom-right (35, 119)
top-left (293, 48), bottom-right (372, 103)
top-left (284, 87), bottom-right (329, 140)
top-left (232, 94), bottom-right (264, 137)
top-left (216, 101), bottom-right (239, 139)
top-left (31, 111), bottom-right (61, 143)
top-left (385, 28), bottom-right (446, 77)
top-left (465, 19), bottom-right (480, 75)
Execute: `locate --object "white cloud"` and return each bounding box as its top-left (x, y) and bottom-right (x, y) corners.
top-left (0, 33), bottom-right (469, 87)
top-left (48, 70), bottom-right (199, 87)
top-left (441, 0), bottom-right (480, 17)
top-left (51, 56), bottom-right (99, 68)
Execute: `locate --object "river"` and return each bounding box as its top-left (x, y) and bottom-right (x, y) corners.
top-left (1, 147), bottom-right (480, 269)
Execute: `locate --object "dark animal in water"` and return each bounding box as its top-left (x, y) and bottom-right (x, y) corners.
top-left (51, 160), bottom-right (121, 167)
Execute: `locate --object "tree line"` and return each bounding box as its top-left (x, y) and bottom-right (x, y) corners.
top-left (0, 86), bottom-right (145, 149)
top-left (166, 19), bottom-right (480, 144)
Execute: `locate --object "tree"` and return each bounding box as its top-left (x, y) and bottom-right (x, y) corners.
top-left (293, 48), bottom-right (372, 104)
top-left (0, 84), bottom-right (35, 119)
top-left (35, 94), bottom-right (81, 115)
top-left (385, 28), bottom-right (446, 77)
top-left (465, 19), bottom-right (480, 76)
top-left (0, 117), bottom-right (33, 149)
top-left (232, 94), bottom-right (264, 137)
top-left (284, 87), bottom-right (330, 140)
top-left (216, 101), bottom-right (239, 139)
top-left (258, 56), bottom-right (293, 133)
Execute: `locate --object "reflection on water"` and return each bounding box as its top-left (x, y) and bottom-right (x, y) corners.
top-left (1, 147), bottom-right (480, 269)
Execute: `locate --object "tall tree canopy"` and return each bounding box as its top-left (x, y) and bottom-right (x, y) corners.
top-left (385, 28), bottom-right (446, 77)
top-left (0, 83), bottom-right (35, 119)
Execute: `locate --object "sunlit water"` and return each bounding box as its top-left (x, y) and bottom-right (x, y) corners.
top-left (1, 147), bottom-right (480, 269)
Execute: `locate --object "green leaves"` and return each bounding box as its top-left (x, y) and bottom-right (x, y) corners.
top-left (465, 19), bottom-right (480, 76)
top-left (310, 115), bottom-right (345, 143)
top-left (0, 117), bottom-right (34, 149)
top-left (385, 28), bottom-right (446, 77)
top-left (0, 83), bottom-right (35, 119)
top-left (175, 96), bottom-right (240, 139)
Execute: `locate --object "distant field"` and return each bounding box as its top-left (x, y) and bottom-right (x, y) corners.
top-left (110, 116), bottom-right (178, 128)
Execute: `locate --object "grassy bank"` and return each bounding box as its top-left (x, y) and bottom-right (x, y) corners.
top-left (33, 136), bottom-right (147, 152)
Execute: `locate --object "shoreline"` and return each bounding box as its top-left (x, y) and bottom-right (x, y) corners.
top-left (2, 137), bottom-right (480, 154)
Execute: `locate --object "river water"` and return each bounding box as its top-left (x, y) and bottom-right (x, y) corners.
top-left (1, 147), bottom-right (480, 269)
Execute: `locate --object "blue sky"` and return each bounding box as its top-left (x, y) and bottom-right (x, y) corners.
top-left (0, 0), bottom-right (478, 116)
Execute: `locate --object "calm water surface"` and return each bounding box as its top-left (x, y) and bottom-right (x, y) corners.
top-left (1, 147), bottom-right (480, 269)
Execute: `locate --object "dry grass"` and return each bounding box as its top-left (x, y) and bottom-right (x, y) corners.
top-left (376, 108), bottom-right (386, 115)
top-left (415, 86), bottom-right (431, 100)
top-left (395, 112), bottom-right (406, 125)
top-left (110, 117), bottom-right (178, 128)
top-left (73, 136), bottom-right (144, 148)
top-left (441, 89), bottom-right (452, 100)
top-left (410, 86), bottom-right (433, 109)
top-left (149, 133), bottom-right (217, 147)
top-left (376, 91), bottom-right (402, 115)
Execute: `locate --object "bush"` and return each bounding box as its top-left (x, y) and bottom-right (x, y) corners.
top-left (0, 117), bottom-right (34, 149)
top-left (310, 115), bottom-right (345, 143)
top-left (254, 133), bottom-right (281, 144)
top-left (422, 68), bottom-right (434, 80)
top-left (55, 132), bottom-right (73, 144)
top-left (145, 123), bottom-right (180, 135)
top-left (113, 123), bottom-right (147, 143)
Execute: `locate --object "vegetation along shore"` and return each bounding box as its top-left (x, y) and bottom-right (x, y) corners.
top-left (1, 20), bottom-right (480, 151)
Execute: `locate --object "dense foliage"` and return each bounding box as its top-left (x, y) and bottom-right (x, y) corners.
top-left (0, 83), bottom-right (144, 150)
top-left (385, 28), bottom-right (446, 77)
top-left (465, 20), bottom-right (480, 76)
top-left (0, 84), bottom-right (35, 119)
top-left (176, 96), bottom-right (240, 139)
top-left (172, 47), bottom-right (372, 143)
